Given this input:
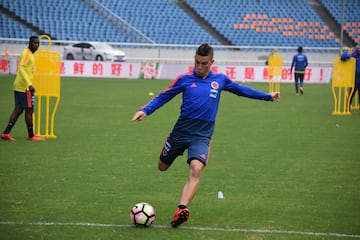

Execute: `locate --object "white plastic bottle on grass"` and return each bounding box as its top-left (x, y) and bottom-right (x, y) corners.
top-left (218, 191), bottom-right (224, 199)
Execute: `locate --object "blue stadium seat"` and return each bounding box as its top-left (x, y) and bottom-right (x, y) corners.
top-left (0, 14), bottom-right (37, 38)
top-left (320, 0), bottom-right (360, 44)
top-left (0, 0), bottom-right (345, 47)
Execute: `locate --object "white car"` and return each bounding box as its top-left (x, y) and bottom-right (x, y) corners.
top-left (63, 42), bottom-right (126, 62)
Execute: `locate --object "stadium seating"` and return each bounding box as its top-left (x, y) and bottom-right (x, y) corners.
top-left (1, 0), bottom-right (129, 42)
top-left (0, 0), bottom-right (350, 48)
top-left (95, 0), bottom-right (220, 45)
top-left (184, 0), bottom-right (339, 47)
top-left (320, 0), bottom-right (360, 44)
top-left (0, 14), bottom-right (37, 39)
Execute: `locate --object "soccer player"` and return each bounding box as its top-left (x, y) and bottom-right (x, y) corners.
top-left (290, 46), bottom-right (308, 95)
top-left (349, 47), bottom-right (360, 109)
top-left (132, 43), bottom-right (280, 227)
top-left (339, 46), bottom-right (360, 111)
top-left (1, 36), bottom-right (44, 141)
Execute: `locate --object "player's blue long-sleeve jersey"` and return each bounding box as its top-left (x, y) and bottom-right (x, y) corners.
top-left (291, 53), bottom-right (308, 73)
top-left (351, 48), bottom-right (360, 73)
top-left (140, 70), bottom-right (272, 136)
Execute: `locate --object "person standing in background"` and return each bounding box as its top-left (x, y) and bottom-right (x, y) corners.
top-left (340, 46), bottom-right (360, 111)
top-left (1, 36), bottom-right (44, 141)
top-left (290, 46), bottom-right (308, 95)
top-left (349, 47), bottom-right (360, 109)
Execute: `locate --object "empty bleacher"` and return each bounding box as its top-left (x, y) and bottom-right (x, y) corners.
top-left (1, 0), bottom-right (129, 42)
top-left (184, 0), bottom-right (340, 47)
top-left (320, 0), bottom-right (360, 45)
top-left (0, 14), bottom-right (37, 39)
top-left (0, 0), bottom-right (354, 48)
top-left (95, 0), bottom-right (220, 45)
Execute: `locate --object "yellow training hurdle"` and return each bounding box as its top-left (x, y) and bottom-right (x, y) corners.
top-left (331, 56), bottom-right (355, 115)
top-left (33, 35), bottom-right (61, 138)
top-left (268, 54), bottom-right (282, 93)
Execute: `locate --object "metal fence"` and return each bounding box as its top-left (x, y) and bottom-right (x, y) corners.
top-left (0, 37), bottom-right (340, 67)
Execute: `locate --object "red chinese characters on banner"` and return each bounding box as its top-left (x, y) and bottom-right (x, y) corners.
top-left (210, 66), bottom-right (218, 73)
top-left (129, 64), bottom-right (133, 77)
top-left (0, 59), bottom-right (8, 72)
top-left (263, 67), bottom-right (269, 80)
top-left (111, 63), bottom-right (122, 76)
top-left (282, 68), bottom-right (292, 81)
top-left (92, 63), bottom-right (103, 76)
top-left (60, 62), bottom-right (65, 74)
top-left (286, 68), bottom-right (313, 81)
top-left (225, 66), bottom-right (236, 80)
top-left (188, 66), bottom-right (194, 73)
top-left (73, 62), bottom-right (85, 75)
top-left (304, 68), bottom-right (312, 81)
top-left (262, 67), bottom-right (315, 82)
top-left (244, 67), bottom-right (255, 80)
top-left (319, 68), bottom-right (323, 81)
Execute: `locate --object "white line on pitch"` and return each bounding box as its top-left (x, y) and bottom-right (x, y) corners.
top-left (0, 221), bottom-right (359, 238)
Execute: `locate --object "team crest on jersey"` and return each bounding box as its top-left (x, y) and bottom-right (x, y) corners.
top-left (209, 81), bottom-right (219, 98)
top-left (211, 81), bottom-right (219, 89)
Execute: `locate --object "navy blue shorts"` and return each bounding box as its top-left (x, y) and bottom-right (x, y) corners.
top-left (159, 133), bottom-right (210, 166)
top-left (14, 90), bottom-right (34, 108)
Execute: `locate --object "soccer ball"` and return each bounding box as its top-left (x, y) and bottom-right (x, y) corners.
top-left (130, 202), bottom-right (156, 227)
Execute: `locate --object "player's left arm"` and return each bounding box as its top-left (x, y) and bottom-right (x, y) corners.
top-left (225, 81), bottom-right (276, 101)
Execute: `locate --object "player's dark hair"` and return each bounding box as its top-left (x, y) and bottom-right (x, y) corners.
top-left (29, 36), bottom-right (39, 43)
top-left (196, 43), bottom-right (213, 58)
top-left (297, 46), bottom-right (303, 53)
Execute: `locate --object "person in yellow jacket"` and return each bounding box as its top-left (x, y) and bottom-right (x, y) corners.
top-left (1, 36), bottom-right (44, 141)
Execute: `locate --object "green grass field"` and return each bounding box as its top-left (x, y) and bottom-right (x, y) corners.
top-left (0, 75), bottom-right (359, 240)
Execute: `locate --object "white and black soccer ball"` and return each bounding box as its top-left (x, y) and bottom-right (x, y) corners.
top-left (130, 202), bottom-right (156, 227)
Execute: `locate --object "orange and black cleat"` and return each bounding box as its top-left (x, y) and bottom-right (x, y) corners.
top-left (27, 136), bottom-right (45, 141)
top-left (1, 133), bottom-right (16, 141)
top-left (171, 208), bottom-right (190, 228)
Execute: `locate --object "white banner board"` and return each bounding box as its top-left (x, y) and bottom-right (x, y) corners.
top-left (0, 59), bottom-right (332, 83)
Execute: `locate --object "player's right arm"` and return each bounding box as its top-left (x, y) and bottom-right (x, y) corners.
top-left (132, 77), bottom-right (183, 122)
top-left (290, 55), bottom-right (295, 72)
top-left (132, 111), bottom-right (147, 121)
top-left (19, 49), bottom-right (33, 88)
top-left (351, 47), bottom-right (358, 57)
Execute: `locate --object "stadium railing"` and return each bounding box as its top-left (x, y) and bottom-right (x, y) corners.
top-left (0, 38), bottom-right (339, 67)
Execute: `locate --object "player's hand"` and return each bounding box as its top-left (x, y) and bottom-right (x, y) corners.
top-left (132, 111), bottom-right (147, 121)
top-left (28, 85), bottom-right (35, 92)
top-left (270, 92), bottom-right (280, 102)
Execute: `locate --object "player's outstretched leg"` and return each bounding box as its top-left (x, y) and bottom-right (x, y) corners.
top-left (171, 207), bottom-right (190, 228)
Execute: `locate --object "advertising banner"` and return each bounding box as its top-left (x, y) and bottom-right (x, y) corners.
top-left (0, 60), bottom-right (332, 83)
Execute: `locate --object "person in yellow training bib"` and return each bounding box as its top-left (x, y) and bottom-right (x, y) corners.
top-left (1, 36), bottom-right (44, 141)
